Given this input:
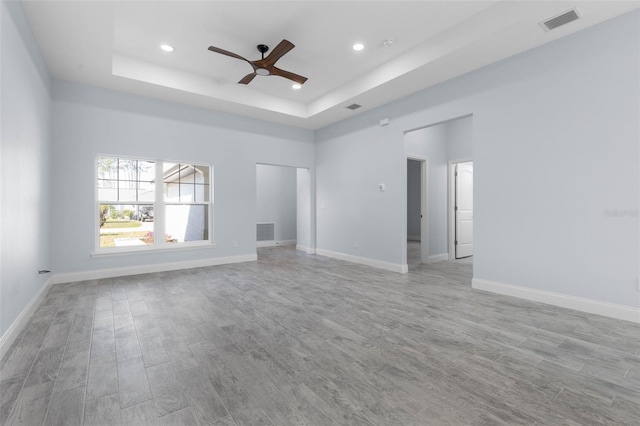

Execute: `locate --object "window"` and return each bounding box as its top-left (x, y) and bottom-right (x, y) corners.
top-left (163, 163), bottom-right (210, 244)
top-left (97, 156), bottom-right (212, 251)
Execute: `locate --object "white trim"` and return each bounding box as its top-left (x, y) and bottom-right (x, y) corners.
top-left (427, 253), bottom-right (449, 263)
top-left (316, 248), bottom-right (408, 274)
top-left (472, 278), bottom-right (640, 324)
top-left (296, 245), bottom-right (316, 254)
top-left (406, 155), bottom-right (429, 265)
top-left (52, 254), bottom-right (257, 284)
top-left (407, 235), bottom-right (421, 241)
top-left (256, 240), bottom-right (296, 248)
top-left (1, 277), bottom-right (53, 359)
top-left (448, 162), bottom-right (455, 260)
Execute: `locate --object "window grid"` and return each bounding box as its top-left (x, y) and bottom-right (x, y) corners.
top-left (97, 156), bottom-right (212, 250)
top-left (163, 164), bottom-right (210, 204)
top-left (98, 158), bottom-right (155, 203)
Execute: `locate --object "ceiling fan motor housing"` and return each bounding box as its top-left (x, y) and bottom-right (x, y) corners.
top-left (257, 44), bottom-right (269, 56)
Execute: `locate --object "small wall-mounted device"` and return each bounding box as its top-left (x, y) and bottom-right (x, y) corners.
top-left (379, 117), bottom-right (390, 126)
top-left (379, 184), bottom-right (385, 191)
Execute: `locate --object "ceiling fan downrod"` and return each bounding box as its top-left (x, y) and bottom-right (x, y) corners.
top-left (257, 44), bottom-right (269, 59)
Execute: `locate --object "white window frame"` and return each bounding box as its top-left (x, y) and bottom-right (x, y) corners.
top-left (94, 155), bottom-right (214, 256)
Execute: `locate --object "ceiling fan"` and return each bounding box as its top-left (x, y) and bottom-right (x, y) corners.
top-left (208, 39), bottom-right (308, 86)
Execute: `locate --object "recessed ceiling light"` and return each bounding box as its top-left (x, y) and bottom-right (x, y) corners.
top-left (160, 44), bottom-right (174, 52)
top-left (292, 84), bottom-right (302, 90)
top-left (352, 43), bottom-right (364, 51)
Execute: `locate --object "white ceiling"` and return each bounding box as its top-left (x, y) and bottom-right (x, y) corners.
top-left (21, 0), bottom-right (639, 129)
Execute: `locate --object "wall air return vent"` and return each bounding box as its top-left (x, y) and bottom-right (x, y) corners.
top-left (346, 103), bottom-right (362, 110)
top-left (257, 223), bottom-right (275, 242)
top-left (541, 9), bottom-right (580, 31)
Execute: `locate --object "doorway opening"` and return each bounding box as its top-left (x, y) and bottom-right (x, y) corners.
top-left (255, 164), bottom-right (312, 257)
top-left (404, 114), bottom-right (473, 269)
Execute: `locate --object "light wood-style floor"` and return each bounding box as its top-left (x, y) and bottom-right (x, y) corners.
top-left (1, 246), bottom-right (639, 425)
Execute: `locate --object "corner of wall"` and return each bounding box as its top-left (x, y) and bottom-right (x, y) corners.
top-left (0, 276), bottom-right (53, 360)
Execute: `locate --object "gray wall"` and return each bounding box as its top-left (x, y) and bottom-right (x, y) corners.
top-left (317, 11), bottom-right (639, 308)
top-left (447, 115), bottom-right (473, 162)
top-left (1, 0), bottom-right (53, 337)
top-left (256, 164), bottom-right (297, 242)
top-left (51, 81), bottom-right (314, 275)
top-left (405, 124), bottom-right (448, 257)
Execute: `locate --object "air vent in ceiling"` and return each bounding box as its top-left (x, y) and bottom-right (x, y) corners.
top-left (346, 103), bottom-right (362, 110)
top-left (541, 9), bottom-right (580, 31)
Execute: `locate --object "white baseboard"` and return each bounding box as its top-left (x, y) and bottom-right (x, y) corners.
top-left (1, 277), bottom-right (53, 359)
top-left (316, 248), bottom-right (408, 274)
top-left (428, 253), bottom-right (449, 263)
top-left (407, 236), bottom-right (421, 241)
top-left (472, 278), bottom-right (640, 324)
top-left (52, 254), bottom-right (258, 284)
top-left (296, 245), bottom-right (316, 254)
top-left (256, 240), bottom-right (296, 248)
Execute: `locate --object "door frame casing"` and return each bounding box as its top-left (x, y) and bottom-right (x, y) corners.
top-left (407, 156), bottom-right (429, 265)
top-left (448, 158), bottom-right (473, 260)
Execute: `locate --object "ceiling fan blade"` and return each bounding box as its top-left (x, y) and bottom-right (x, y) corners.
top-left (238, 73), bottom-right (257, 85)
top-left (208, 46), bottom-right (252, 65)
top-left (262, 39), bottom-right (295, 67)
top-left (271, 67), bottom-right (308, 85)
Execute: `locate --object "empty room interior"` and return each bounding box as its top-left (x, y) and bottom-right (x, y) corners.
top-left (1, 1), bottom-right (639, 425)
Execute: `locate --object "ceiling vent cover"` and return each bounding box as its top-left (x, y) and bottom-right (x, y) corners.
top-left (346, 103), bottom-right (362, 110)
top-left (541, 9), bottom-right (580, 31)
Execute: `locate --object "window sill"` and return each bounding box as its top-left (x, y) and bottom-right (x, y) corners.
top-left (91, 242), bottom-right (217, 257)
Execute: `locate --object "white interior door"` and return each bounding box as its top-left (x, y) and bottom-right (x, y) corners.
top-left (455, 162), bottom-right (473, 258)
